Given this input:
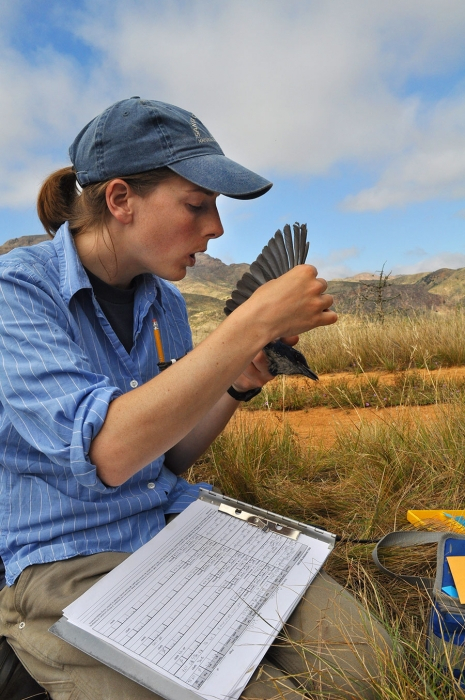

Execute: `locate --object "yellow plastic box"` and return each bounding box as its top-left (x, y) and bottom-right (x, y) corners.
top-left (407, 510), bottom-right (465, 533)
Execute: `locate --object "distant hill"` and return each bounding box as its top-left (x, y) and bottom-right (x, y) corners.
top-left (174, 252), bottom-right (249, 299)
top-left (392, 268), bottom-right (465, 303)
top-left (0, 234), bottom-right (50, 256)
top-left (0, 235), bottom-right (463, 324)
top-left (180, 257), bottom-right (463, 317)
top-left (326, 278), bottom-right (448, 314)
top-left (338, 272), bottom-right (386, 282)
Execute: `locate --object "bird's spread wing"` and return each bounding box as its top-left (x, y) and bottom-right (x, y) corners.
top-left (224, 223), bottom-right (309, 316)
top-left (224, 223), bottom-right (319, 381)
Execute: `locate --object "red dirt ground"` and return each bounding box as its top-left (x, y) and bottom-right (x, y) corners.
top-left (229, 367), bottom-right (463, 447)
top-left (233, 404), bottom-right (443, 447)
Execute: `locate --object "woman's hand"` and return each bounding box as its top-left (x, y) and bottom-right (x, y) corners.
top-left (244, 265), bottom-right (336, 341)
top-left (230, 336), bottom-right (300, 392)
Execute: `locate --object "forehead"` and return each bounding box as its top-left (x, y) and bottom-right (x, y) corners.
top-left (168, 173), bottom-right (218, 197)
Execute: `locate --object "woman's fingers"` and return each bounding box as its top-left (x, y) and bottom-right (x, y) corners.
top-left (239, 263), bottom-right (338, 340)
top-left (231, 350), bottom-right (274, 392)
top-left (279, 335), bottom-right (299, 347)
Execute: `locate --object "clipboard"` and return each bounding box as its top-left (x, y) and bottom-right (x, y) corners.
top-left (50, 489), bottom-right (336, 700)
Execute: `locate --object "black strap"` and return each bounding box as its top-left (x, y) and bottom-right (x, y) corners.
top-left (227, 386), bottom-right (262, 402)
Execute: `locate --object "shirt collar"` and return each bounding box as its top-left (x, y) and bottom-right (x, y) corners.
top-left (54, 223), bottom-right (164, 307)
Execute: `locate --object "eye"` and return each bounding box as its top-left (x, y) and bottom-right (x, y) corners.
top-left (188, 203), bottom-right (203, 211)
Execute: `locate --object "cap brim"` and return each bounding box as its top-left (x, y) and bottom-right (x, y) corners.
top-left (168, 154), bottom-right (272, 200)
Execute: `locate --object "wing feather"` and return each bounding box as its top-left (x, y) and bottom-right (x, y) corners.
top-left (299, 223), bottom-right (309, 264)
top-left (255, 253), bottom-right (276, 280)
top-left (261, 245), bottom-right (281, 277)
top-left (274, 229), bottom-right (290, 272)
top-left (250, 260), bottom-right (272, 284)
top-left (237, 273), bottom-right (261, 297)
top-left (223, 222), bottom-right (318, 380)
top-left (283, 224), bottom-right (295, 268)
top-left (303, 240), bottom-right (310, 262)
top-left (293, 223), bottom-right (301, 264)
top-left (231, 289), bottom-right (249, 306)
top-left (224, 298), bottom-right (237, 315)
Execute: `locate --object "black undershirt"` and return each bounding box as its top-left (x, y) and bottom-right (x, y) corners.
top-left (85, 268), bottom-right (136, 354)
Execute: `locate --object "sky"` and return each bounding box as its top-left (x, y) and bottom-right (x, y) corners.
top-left (1, 0), bottom-right (465, 279)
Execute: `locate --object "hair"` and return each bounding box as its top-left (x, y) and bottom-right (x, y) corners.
top-left (37, 166), bottom-right (175, 237)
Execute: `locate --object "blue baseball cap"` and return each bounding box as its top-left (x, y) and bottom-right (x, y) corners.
top-left (69, 97), bottom-right (272, 200)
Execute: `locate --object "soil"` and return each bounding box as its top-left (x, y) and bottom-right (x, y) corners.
top-left (230, 366), bottom-right (464, 447)
top-left (286, 365), bottom-right (465, 388)
top-left (234, 403), bottom-right (443, 447)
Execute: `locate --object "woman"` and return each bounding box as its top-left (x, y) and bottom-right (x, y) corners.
top-left (0, 98), bottom-right (390, 699)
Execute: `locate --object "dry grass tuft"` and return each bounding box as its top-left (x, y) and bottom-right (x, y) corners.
top-left (192, 310), bottom-right (465, 374)
top-left (245, 370), bottom-right (465, 412)
top-left (299, 310), bottom-right (465, 374)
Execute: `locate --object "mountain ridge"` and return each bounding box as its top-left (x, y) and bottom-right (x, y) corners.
top-left (0, 235), bottom-right (463, 320)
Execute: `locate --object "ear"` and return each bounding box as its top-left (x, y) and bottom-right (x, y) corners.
top-left (105, 179), bottom-right (135, 224)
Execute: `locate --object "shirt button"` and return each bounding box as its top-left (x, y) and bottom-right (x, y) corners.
top-left (19, 621), bottom-right (25, 629)
top-left (147, 482), bottom-right (155, 489)
top-left (130, 380), bottom-right (138, 388)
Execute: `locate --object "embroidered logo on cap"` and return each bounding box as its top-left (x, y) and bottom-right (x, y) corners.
top-left (190, 114), bottom-right (217, 144)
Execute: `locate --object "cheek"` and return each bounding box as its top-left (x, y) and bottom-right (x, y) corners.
top-left (135, 210), bottom-right (196, 258)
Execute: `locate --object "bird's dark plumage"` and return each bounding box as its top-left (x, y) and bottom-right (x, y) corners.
top-left (264, 340), bottom-right (318, 381)
top-left (224, 223), bottom-right (319, 381)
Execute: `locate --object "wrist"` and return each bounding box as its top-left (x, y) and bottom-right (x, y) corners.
top-left (226, 301), bottom-right (274, 352)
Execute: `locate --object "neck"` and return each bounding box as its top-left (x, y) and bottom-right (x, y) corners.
top-left (74, 227), bottom-right (134, 289)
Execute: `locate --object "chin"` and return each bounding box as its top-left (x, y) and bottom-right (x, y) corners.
top-left (162, 268), bottom-right (187, 282)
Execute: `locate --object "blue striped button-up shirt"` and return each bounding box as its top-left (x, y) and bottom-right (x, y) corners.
top-left (0, 224), bottom-right (208, 586)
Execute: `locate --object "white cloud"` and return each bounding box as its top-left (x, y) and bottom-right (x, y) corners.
top-left (393, 251), bottom-right (465, 275)
top-left (72, 0), bottom-right (418, 173)
top-left (311, 246), bottom-right (361, 280)
top-left (72, 0), bottom-right (465, 180)
top-left (342, 95), bottom-right (465, 210)
top-left (2, 0), bottom-right (465, 209)
top-left (0, 38), bottom-right (109, 207)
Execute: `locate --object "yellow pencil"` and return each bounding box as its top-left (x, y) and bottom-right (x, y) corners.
top-left (152, 318), bottom-right (165, 363)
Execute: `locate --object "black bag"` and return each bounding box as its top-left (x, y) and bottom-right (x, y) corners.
top-left (0, 636), bottom-right (48, 699)
top-left (0, 560), bottom-right (48, 699)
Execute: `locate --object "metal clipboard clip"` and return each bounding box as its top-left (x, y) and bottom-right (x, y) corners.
top-left (218, 503), bottom-right (300, 540)
top-left (199, 488), bottom-right (336, 547)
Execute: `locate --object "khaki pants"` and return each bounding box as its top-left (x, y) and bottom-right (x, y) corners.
top-left (0, 553), bottom-right (392, 699)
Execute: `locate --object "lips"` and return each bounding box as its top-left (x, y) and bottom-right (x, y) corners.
top-left (189, 249), bottom-right (207, 264)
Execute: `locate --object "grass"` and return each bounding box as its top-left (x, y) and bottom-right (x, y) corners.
top-left (187, 308), bottom-right (465, 695)
top-left (187, 401), bottom-right (465, 698)
top-left (296, 309), bottom-right (465, 374)
top-left (191, 307), bottom-right (465, 373)
top-left (244, 371), bottom-right (465, 411)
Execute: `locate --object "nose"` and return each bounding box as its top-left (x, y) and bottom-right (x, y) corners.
top-left (206, 203), bottom-right (224, 240)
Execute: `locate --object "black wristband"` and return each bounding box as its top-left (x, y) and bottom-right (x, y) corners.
top-left (227, 385), bottom-right (262, 402)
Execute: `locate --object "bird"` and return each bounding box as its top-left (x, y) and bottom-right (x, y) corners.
top-left (224, 223), bottom-right (319, 381)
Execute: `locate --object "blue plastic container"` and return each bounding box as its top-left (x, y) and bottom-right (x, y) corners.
top-left (427, 537), bottom-right (465, 686)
